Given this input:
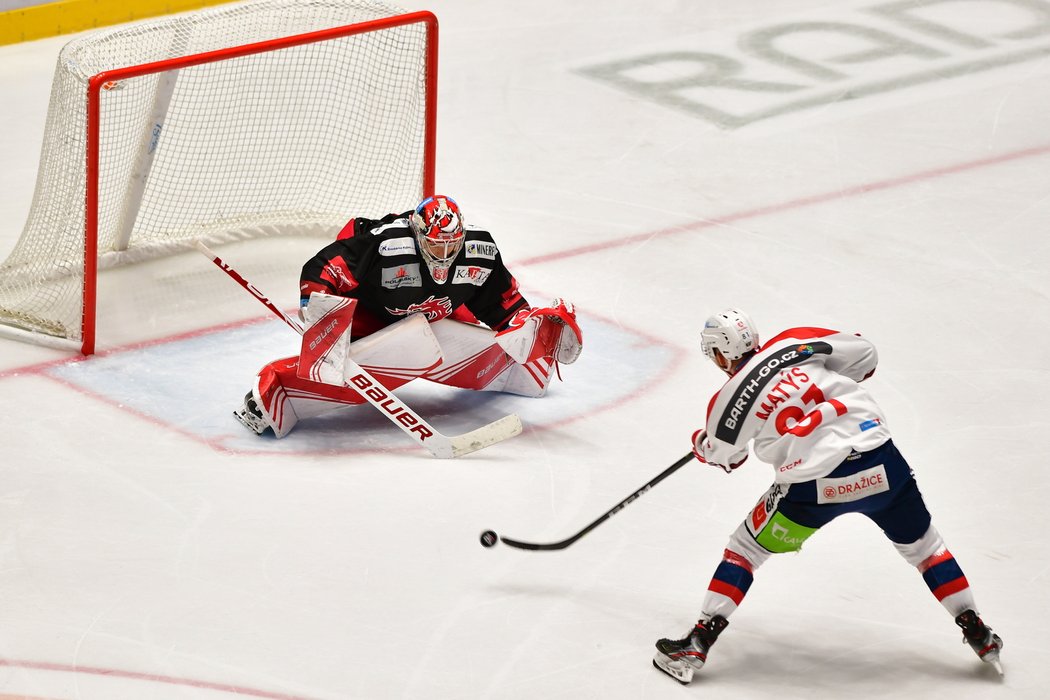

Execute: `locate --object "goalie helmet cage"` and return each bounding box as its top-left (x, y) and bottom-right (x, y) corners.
top-left (0, 0), bottom-right (437, 355)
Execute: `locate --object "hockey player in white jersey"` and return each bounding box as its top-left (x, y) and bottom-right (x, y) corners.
top-left (652, 309), bottom-right (1003, 685)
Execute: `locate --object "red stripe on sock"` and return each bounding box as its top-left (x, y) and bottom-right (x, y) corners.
top-left (932, 576), bottom-right (970, 601)
top-left (919, 549), bottom-right (954, 572)
top-left (723, 548), bottom-right (754, 573)
top-left (708, 579), bottom-right (745, 605)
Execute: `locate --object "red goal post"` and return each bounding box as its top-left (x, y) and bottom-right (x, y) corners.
top-left (0, 0), bottom-right (438, 355)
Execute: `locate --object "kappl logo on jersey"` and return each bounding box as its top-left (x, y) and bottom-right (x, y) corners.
top-left (385, 295), bottom-right (453, 321)
top-left (464, 241), bottom-right (498, 259)
top-left (378, 237), bottom-right (417, 256)
top-left (381, 264), bottom-right (422, 289)
top-left (452, 266), bottom-right (491, 286)
top-left (714, 341), bottom-right (833, 443)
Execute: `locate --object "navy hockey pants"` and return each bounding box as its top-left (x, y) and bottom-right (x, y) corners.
top-left (748, 440), bottom-right (932, 553)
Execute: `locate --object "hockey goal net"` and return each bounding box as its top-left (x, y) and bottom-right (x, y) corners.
top-left (0, 0), bottom-right (436, 354)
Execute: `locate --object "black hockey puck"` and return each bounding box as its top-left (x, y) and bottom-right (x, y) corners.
top-left (479, 530), bottom-right (498, 548)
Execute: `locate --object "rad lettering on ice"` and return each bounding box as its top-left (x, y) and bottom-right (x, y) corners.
top-left (577, 0), bottom-right (1050, 127)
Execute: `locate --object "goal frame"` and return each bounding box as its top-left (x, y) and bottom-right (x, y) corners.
top-left (71, 11), bottom-right (438, 355)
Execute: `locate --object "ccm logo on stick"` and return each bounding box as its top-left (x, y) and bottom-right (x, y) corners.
top-left (347, 374), bottom-right (434, 441)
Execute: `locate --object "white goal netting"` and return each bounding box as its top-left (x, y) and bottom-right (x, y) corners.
top-left (0, 0), bottom-right (434, 350)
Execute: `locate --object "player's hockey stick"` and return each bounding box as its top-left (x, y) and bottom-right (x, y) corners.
top-left (484, 452), bottom-right (694, 550)
top-left (195, 241), bottom-right (522, 458)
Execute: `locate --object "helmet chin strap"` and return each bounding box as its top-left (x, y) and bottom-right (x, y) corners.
top-left (713, 349), bottom-right (740, 376)
top-left (715, 351), bottom-right (731, 374)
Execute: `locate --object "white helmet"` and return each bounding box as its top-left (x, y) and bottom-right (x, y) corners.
top-left (700, 308), bottom-right (759, 364)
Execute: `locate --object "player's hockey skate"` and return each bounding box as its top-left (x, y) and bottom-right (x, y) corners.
top-left (233, 392), bottom-right (269, 435)
top-left (955, 610), bottom-right (1004, 675)
top-left (652, 615), bottom-right (729, 685)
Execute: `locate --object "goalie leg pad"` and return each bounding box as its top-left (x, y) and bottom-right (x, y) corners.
top-left (424, 319), bottom-right (516, 391)
top-left (493, 359), bottom-right (556, 397)
top-left (426, 318), bottom-right (558, 396)
top-left (250, 363), bottom-right (301, 438)
top-left (297, 293), bottom-right (445, 386)
top-left (257, 357), bottom-right (376, 437)
top-left (244, 313), bottom-right (445, 437)
top-left (348, 312), bottom-right (444, 382)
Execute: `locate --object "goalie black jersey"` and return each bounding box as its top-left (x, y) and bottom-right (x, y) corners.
top-left (300, 211), bottom-right (529, 337)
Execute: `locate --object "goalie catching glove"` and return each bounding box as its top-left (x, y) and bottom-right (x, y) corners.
top-left (495, 298), bottom-right (583, 366)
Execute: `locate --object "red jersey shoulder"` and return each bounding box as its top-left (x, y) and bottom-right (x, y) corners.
top-left (335, 218), bottom-right (358, 241)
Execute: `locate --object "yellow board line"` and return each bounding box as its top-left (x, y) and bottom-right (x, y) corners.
top-left (0, 0), bottom-right (238, 46)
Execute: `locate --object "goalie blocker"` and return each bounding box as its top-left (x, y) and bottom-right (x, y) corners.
top-left (236, 293), bottom-right (583, 438)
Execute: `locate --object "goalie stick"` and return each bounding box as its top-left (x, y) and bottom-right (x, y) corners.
top-left (195, 241), bottom-right (522, 458)
top-left (491, 452), bottom-right (694, 550)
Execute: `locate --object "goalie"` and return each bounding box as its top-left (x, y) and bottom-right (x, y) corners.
top-left (233, 195), bottom-right (583, 438)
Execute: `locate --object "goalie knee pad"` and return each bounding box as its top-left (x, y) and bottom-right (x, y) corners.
top-left (420, 319), bottom-right (557, 396)
top-left (299, 294), bottom-right (444, 390)
top-left (424, 319), bottom-right (518, 391)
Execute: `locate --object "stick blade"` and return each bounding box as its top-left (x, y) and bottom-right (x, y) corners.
top-left (497, 535), bottom-right (572, 551)
top-left (448, 414), bottom-right (523, 458)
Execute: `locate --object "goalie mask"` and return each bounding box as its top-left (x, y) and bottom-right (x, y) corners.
top-left (701, 308), bottom-right (759, 372)
top-left (410, 195), bottom-right (465, 283)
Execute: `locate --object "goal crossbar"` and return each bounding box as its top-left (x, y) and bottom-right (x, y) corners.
top-left (0, 0), bottom-right (438, 355)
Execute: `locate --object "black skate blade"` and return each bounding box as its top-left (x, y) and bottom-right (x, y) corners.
top-left (652, 658), bottom-right (691, 685)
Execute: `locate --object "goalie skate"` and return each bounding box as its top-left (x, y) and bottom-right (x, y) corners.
top-left (234, 391), bottom-right (270, 435)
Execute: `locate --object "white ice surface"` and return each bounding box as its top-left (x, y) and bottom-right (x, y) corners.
top-left (1, 1), bottom-right (1047, 698)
